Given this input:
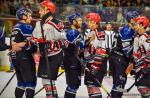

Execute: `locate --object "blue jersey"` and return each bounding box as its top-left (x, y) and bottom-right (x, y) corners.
top-left (0, 26), bottom-right (5, 42)
top-left (11, 22), bottom-right (37, 58)
top-left (0, 26), bottom-right (9, 51)
top-left (119, 25), bottom-right (135, 42)
top-left (66, 28), bottom-right (80, 43)
top-left (66, 28), bottom-right (84, 49)
top-left (119, 25), bottom-right (135, 58)
top-left (12, 22), bottom-right (33, 43)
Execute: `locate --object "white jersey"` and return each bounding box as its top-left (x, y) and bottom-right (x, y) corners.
top-left (84, 29), bottom-right (107, 62)
top-left (85, 29), bottom-right (106, 48)
top-left (32, 20), bottom-right (66, 56)
top-left (133, 33), bottom-right (150, 61)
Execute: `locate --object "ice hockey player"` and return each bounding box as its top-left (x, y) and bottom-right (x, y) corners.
top-left (133, 16), bottom-right (150, 98)
top-left (32, 0), bottom-right (67, 98)
top-left (10, 7), bottom-right (37, 98)
top-left (0, 24), bottom-right (20, 51)
top-left (84, 12), bottom-right (107, 98)
top-left (63, 12), bottom-right (84, 98)
top-left (109, 10), bottom-right (140, 98)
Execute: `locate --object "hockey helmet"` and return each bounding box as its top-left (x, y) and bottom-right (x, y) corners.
top-left (134, 16), bottom-right (149, 28)
top-left (40, 0), bottom-right (56, 14)
top-left (68, 12), bottom-right (81, 24)
top-left (86, 13), bottom-right (101, 24)
top-left (16, 7), bottom-right (32, 20)
top-left (125, 10), bottom-right (140, 22)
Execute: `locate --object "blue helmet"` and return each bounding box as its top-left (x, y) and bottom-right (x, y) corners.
top-left (68, 12), bottom-right (81, 24)
top-left (16, 7), bottom-right (32, 20)
top-left (125, 10), bottom-right (140, 22)
top-left (119, 25), bottom-right (135, 41)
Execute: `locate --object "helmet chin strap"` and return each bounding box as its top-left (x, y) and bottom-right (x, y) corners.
top-left (137, 24), bottom-right (144, 31)
top-left (137, 26), bottom-right (145, 35)
top-left (20, 18), bottom-right (26, 23)
top-left (91, 23), bottom-right (98, 30)
top-left (19, 13), bottom-right (29, 23)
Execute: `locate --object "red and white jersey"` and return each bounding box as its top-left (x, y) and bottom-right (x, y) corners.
top-left (32, 19), bottom-right (66, 56)
top-left (84, 29), bottom-right (106, 48)
top-left (84, 29), bottom-right (107, 62)
top-left (133, 33), bottom-right (150, 61)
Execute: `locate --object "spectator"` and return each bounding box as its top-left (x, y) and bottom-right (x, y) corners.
top-left (116, 0), bottom-right (121, 6)
top-left (1, 0), bottom-right (9, 16)
top-left (82, 0), bottom-right (88, 4)
top-left (121, 0), bottom-right (128, 6)
top-left (96, 0), bottom-right (104, 9)
top-left (71, 0), bottom-right (80, 4)
top-left (104, 0), bottom-right (111, 7)
top-left (116, 8), bottom-right (125, 23)
top-left (93, 5), bottom-right (103, 17)
top-left (62, 0), bottom-right (70, 4)
top-left (111, 0), bottom-right (118, 7)
top-left (126, 0), bottom-right (132, 7)
top-left (61, 6), bottom-right (74, 21)
top-left (103, 8), bottom-right (115, 22)
top-left (134, 0), bottom-right (144, 6)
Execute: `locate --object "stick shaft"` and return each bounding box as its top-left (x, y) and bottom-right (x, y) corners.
top-left (0, 72), bottom-right (16, 95)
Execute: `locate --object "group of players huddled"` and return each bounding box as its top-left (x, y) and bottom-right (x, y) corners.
top-left (0, 0), bottom-right (150, 98)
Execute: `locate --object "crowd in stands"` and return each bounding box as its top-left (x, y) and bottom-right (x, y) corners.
top-left (0, 0), bottom-right (149, 19)
top-left (0, 0), bottom-right (149, 33)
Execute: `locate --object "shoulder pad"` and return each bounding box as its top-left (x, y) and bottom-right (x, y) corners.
top-left (66, 28), bottom-right (80, 43)
top-left (96, 31), bottom-right (105, 40)
top-left (144, 33), bottom-right (150, 43)
top-left (48, 18), bottom-right (64, 32)
top-left (13, 23), bottom-right (33, 36)
top-left (119, 25), bottom-right (135, 41)
top-left (143, 33), bottom-right (148, 37)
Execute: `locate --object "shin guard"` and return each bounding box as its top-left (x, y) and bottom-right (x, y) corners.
top-left (15, 87), bottom-right (25, 98)
top-left (64, 85), bottom-right (79, 98)
top-left (138, 86), bottom-right (150, 98)
top-left (25, 88), bottom-right (35, 98)
top-left (43, 80), bottom-right (58, 98)
top-left (87, 86), bottom-right (102, 98)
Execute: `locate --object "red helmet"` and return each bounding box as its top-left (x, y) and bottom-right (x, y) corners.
top-left (40, 0), bottom-right (56, 14)
top-left (86, 13), bottom-right (101, 23)
top-left (134, 16), bottom-right (149, 27)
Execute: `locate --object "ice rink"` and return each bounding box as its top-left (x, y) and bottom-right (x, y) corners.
top-left (0, 71), bottom-right (141, 98)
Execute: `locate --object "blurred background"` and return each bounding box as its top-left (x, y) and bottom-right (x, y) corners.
top-left (0, 0), bottom-right (150, 36)
top-left (0, 0), bottom-right (150, 71)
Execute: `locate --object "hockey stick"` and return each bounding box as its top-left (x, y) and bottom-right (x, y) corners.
top-left (117, 74), bottom-right (143, 93)
top-left (85, 68), bottom-right (111, 97)
top-left (40, 21), bottom-right (55, 97)
top-left (117, 58), bottom-right (149, 93)
top-left (34, 71), bottom-right (64, 96)
top-left (0, 34), bottom-right (16, 96)
top-left (0, 72), bottom-right (16, 95)
top-left (94, 77), bottom-right (111, 97)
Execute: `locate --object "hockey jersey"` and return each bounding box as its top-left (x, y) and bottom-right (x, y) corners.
top-left (113, 25), bottom-right (135, 58)
top-left (84, 29), bottom-right (107, 63)
top-left (134, 33), bottom-right (150, 61)
top-left (11, 22), bottom-right (37, 59)
top-left (0, 26), bottom-right (9, 51)
top-left (32, 19), bottom-right (66, 56)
